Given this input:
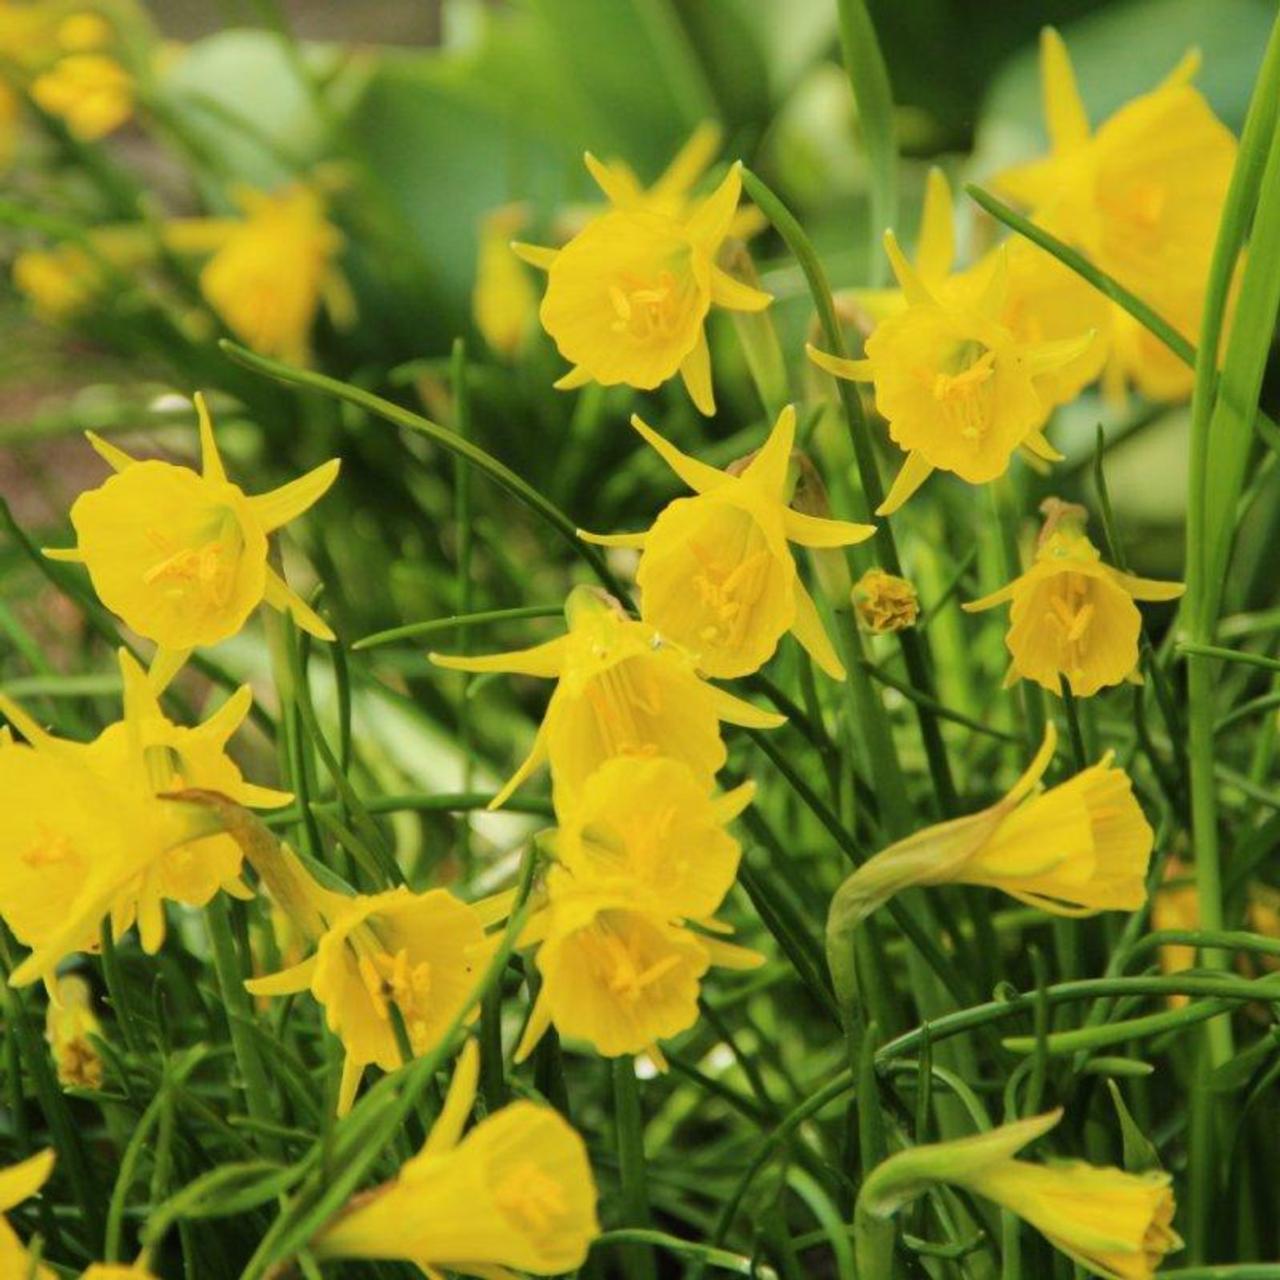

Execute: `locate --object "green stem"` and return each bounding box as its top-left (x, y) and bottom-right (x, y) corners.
top-left (352, 604), bottom-right (563, 651)
top-left (612, 1058), bottom-right (657, 1280)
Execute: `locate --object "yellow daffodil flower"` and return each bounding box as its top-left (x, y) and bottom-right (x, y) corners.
top-left (0, 1149), bottom-right (56, 1280)
top-left (994, 28), bottom-right (1235, 402)
top-left (511, 756), bottom-right (762, 1064)
top-left (430, 585), bottom-right (783, 808)
top-left (515, 156), bottom-right (770, 414)
top-left (963, 502), bottom-right (1184, 697)
top-left (195, 184), bottom-right (352, 364)
top-left (859, 1109), bottom-right (1180, 1279)
top-left (45, 974), bottom-right (103, 1089)
top-left (47, 393), bottom-right (339, 689)
top-left (314, 1041), bottom-right (599, 1277)
top-left (247, 885), bottom-right (485, 1115)
top-left (583, 405), bottom-right (875, 678)
top-left (81, 1267), bottom-right (160, 1279)
top-left (0, 648), bottom-right (288, 983)
top-left (828, 722), bottom-right (1152, 959)
top-left (809, 232), bottom-right (1094, 514)
top-left (854, 568), bottom-right (919, 633)
top-left (473, 202), bottom-right (538, 359)
top-left (515, 893), bottom-right (762, 1065)
top-left (844, 169), bottom-right (1108, 411)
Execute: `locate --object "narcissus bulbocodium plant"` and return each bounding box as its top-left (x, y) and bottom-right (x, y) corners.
top-left (4, 3), bottom-right (1279, 1277)
top-left (46, 393), bottom-right (339, 690)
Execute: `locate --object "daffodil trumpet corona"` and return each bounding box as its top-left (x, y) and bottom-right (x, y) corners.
top-left (580, 404), bottom-right (875, 679)
top-left (856, 1108), bottom-right (1180, 1279)
top-left (44, 393), bottom-right (339, 692)
top-left (313, 1041), bottom-right (600, 1277)
top-left (826, 721), bottom-right (1153, 1021)
top-left (430, 584), bottom-right (784, 809)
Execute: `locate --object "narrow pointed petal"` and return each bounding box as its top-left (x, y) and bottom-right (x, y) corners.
top-left (1040, 28), bottom-right (1091, 151)
top-left (244, 954), bottom-right (319, 996)
top-left (0, 693), bottom-right (58, 753)
top-left (679, 333), bottom-right (716, 416)
top-left (421, 1039), bottom-right (480, 1155)
top-left (742, 405), bottom-right (796, 493)
top-left (629, 414), bottom-right (727, 493)
top-left (685, 163), bottom-right (742, 248)
top-left (554, 365), bottom-right (595, 391)
top-left (1021, 430), bottom-right (1065, 463)
top-left (783, 508), bottom-right (876, 548)
top-left (1109, 570), bottom-right (1186, 602)
top-left (1157, 46), bottom-right (1201, 91)
top-left (973, 244), bottom-right (1010, 316)
top-left (701, 936), bottom-right (765, 970)
top-left (883, 231), bottom-right (935, 307)
top-left (236, 781), bottom-right (294, 808)
top-left (117, 648), bottom-right (158, 725)
top-left (85, 430), bottom-right (135, 472)
top-left (790, 576), bottom-right (845, 679)
top-left (487, 725), bottom-right (550, 811)
top-left (1003, 722), bottom-right (1059, 808)
top-left (263, 567), bottom-right (335, 641)
top-left (147, 646), bottom-right (192, 694)
top-left (711, 779), bottom-right (756, 824)
top-left (510, 240), bottom-right (559, 271)
top-left (915, 167), bottom-right (955, 282)
top-left (42, 546), bottom-right (84, 562)
top-left (583, 151), bottom-right (642, 206)
top-left (337, 1054), bottom-right (363, 1117)
top-left (1027, 329), bottom-right (1097, 376)
top-left (0, 1149), bottom-right (55, 1212)
top-left (710, 266), bottom-right (772, 312)
top-left (962, 580), bottom-right (1019, 612)
top-left (249, 459), bottom-right (341, 533)
top-left (200, 683), bottom-right (254, 746)
top-left (705, 684), bottom-right (786, 730)
top-left (429, 635), bottom-right (569, 678)
top-left (652, 120), bottom-right (722, 198)
top-left (195, 393), bottom-right (227, 484)
top-left (806, 344), bottom-right (874, 383)
top-left (514, 986), bottom-right (554, 1063)
top-left (577, 528), bottom-right (648, 549)
top-left (876, 451), bottom-right (933, 515)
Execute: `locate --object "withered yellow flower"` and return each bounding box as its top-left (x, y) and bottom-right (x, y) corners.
top-left (854, 568), bottom-right (919, 634)
top-left (994, 28), bottom-right (1235, 402)
top-left (198, 184), bottom-right (351, 365)
top-left (0, 1148), bottom-right (56, 1280)
top-left (828, 723), bottom-right (1152, 946)
top-left (48, 393), bottom-right (339, 689)
top-left (315, 1041), bottom-right (599, 1277)
top-left (515, 156), bottom-right (770, 414)
top-left (0, 647), bottom-right (287, 982)
top-left (963, 504), bottom-right (1184, 697)
top-left (583, 405), bottom-right (875, 679)
top-left (473, 202), bottom-right (538, 359)
top-left (45, 974), bottom-right (103, 1090)
top-left (247, 885), bottom-right (485, 1115)
top-left (430, 584), bottom-right (783, 808)
top-left (859, 1109), bottom-right (1180, 1280)
top-left (809, 232), bottom-right (1093, 514)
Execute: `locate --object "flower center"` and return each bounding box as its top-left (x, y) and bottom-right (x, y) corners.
top-left (921, 342), bottom-right (997, 443)
top-left (584, 658), bottom-right (664, 760)
top-left (1044, 572), bottom-right (1096, 680)
top-left (352, 936), bottom-right (434, 1049)
top-left (689, 540), bottom-right (773, 650)
top-left (143, 508), bottom-right (244, 608)
top-left (584, 920), bottom-right (682, 1004)
top-left (493, 1162), bottom-right (568, 1237)
top-left (608, 268), bottom-right (685, 341)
